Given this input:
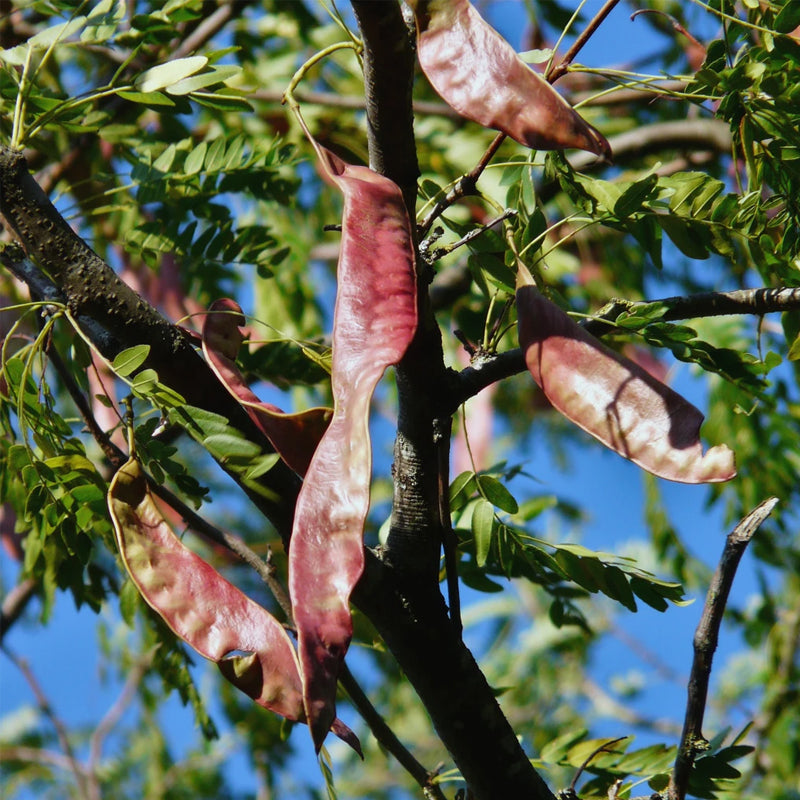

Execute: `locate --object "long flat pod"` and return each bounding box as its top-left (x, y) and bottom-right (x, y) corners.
top-left (107, 456), bottom-right (359, 750)
top-left (516, 265), bottom-right (736, 483)
top-left (202, 298), bottom-right (331, 476)
top-left (288, 142), bottom-right (417, 748)
top-left (409, 0), bottom-right (611, 157)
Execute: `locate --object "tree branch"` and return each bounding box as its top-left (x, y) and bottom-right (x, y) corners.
top-left (0, 147), bottom-right (303, 534)
top-left (349, 4), bottom-right (556, 798)
top-left (0, 577), bottom-right (37, 643)
top-left (451, 286), bottom-right (800, 409)
top-left (667, 496), bottom-right (778, 800)
top-left (339, 664), bottom-right (448, 800)
top-left (546, 0), bottom-right (621, 83)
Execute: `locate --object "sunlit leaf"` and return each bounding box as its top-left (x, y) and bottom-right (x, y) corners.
top-left (135, 56), bottom-right (208, 93)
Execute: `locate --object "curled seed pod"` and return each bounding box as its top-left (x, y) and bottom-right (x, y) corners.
top-left (107, 455), bottom-right (360, 753)
top-left (202, 298), bottom-right (331, 477)
top-left (288, 138), bottom-right (418, 750)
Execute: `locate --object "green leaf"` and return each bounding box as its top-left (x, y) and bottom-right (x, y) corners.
top-left (166, 65), bottom-right (240, 95)
top-left (135, 56), bottom-right (208, 93)
top-left (477, 475), bottom-right (519, 514)
top-left (81, 0), bottom-right (125, 44)
top-left (131, 368), bottom-right (159, 393)
top-left (117, 90), bottom-right (176, 107)
top-left (112, 345), bottom-right (151, 376)
top-left (788, 332), bottom-right (800, 361)
top-left (29, 17), bottom-right (87, 49)
top-left (472, 499), bottom-right (495, 567)
top-left (184, 141), bottom-right (207, 175)
top-left (775, 1), bottom-right (800, 33)
top-left (614, 174), bottom-right (658, 218)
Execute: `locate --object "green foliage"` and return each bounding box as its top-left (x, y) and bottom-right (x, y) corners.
top-left (2, 0), bottom-right (800, 798)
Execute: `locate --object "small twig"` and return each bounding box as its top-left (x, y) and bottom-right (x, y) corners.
top-left (87, 653), bottom-right (152, 800)
top-left (546, 0), bottom-right (622, 83)
top-left (567, 736), bottom-right (628, 794)
top-left (667, 497), bottom-right (778, 800)
top-left (338, 664), bottom-right (448, 800)
top-left (0, 577), bottom-right (37, 643)
top-left (425, 210), bottom-right (517, 264)
top-left (1, 645), bottom-right (89, 796)
top-left (172, 1), bottom-right (236, 58)
top-left (419, 132), bottom-right (506, 235)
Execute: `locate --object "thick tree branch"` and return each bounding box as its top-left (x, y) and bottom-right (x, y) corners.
top-left (668, 497), bottom-right (778, 800)
top-left (0, 146), bottom-right (302, 533)
top-left (350, 4), bottom-right (556, 798)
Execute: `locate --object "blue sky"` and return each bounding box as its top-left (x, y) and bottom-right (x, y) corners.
top-left (0, 2), bottom-right (778, 798)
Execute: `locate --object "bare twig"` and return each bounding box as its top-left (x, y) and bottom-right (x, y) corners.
top-left (419, 132), bottom-right (506, 234)
top-left (0, 745), bottom-right (90, 776)
top-left (339, 665), bottom-right (448, 800)
top-left (1, 646), bottom-right (90, 797)
top-left (87, 654), bottom-right (153, 800)
top-left (547, 0), bottom-right (622, 83)
top-left (0, 577), bottom-right (37, 643)
top-left (667, 497), bottom-right (779, 800)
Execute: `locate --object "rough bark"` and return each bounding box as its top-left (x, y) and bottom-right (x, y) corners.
top-left (350, 3), bottom-right (557, 798)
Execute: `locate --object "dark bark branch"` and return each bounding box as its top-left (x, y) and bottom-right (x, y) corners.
top-left (354, 553), bottom-right (556, 800)
top-left (0, 146), bottom-right (302, 533)
top-left (339, 664), bottom-right (448, 800)
top-left (668, 497), bottom-right (778, 800)
top-left (351, 0), bottom-right (420, 211)
top-left (452, 286), bottom-right (800, 410)
top-left (350, 4), bottom-right (556, 798)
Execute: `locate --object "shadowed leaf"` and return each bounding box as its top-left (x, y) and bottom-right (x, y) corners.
top-left (288, 133), bottom-right (418, 749)
top-left (409, 0), bottom-right (610, 157)
top-left (202, 298), bottom-right (331, 476)
top-left (107, 456), bottom-right (360, 754)
top-left (516, 265), bottom-right (736, 483)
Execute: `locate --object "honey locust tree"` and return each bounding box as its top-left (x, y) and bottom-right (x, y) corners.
top-left (1, 1), bottom-right (800, 799)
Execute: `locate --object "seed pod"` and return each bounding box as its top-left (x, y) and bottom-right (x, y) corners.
top-left (409, 0), bottom-right (611, 158)
top-left (202, 298), bottom-right (331, 476)
top-left (107, 455), bottom-right (360, 753)
top-left (288, 140), bottom-right (418, 749)
top-left (516, 264), bottom-right (735, 483)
